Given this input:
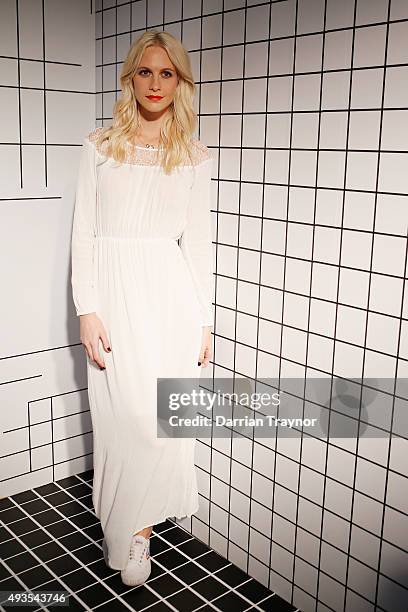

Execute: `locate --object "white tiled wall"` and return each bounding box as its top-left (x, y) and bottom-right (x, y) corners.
top-left (0, 0), bottom-right (95, 496)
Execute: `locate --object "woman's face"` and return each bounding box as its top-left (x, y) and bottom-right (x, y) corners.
top-left (132, 45), bottom-right (179, 115)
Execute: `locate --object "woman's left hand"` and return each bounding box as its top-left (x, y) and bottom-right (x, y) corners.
top-left (198, 326), bottom-right (213, 367)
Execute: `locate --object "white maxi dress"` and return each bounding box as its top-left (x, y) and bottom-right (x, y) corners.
top-left (70, 127), bottom-right (214, 571)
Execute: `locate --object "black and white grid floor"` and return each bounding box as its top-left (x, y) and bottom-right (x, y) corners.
top-left (0, 470), bottom-right (298, 612)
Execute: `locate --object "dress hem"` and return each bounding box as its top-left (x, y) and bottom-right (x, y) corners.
top-left (104, 501), bottom-right (200, 571)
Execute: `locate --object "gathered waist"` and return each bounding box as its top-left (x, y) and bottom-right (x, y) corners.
top-left (96, 235), bottom-right (179, 242)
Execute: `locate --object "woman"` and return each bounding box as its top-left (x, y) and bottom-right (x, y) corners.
top-left (70, 29), bottom-right (214, 587)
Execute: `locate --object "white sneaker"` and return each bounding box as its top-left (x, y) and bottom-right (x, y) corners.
top-left (121, 534), bottom-right (151, 586)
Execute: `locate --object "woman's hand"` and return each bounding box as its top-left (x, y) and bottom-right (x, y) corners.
top-left (198, 326), bottom-right (213, 367)
top-left (79, 313), bottom-right (111, 370)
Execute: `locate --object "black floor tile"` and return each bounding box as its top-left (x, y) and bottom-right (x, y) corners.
top-left (95, 599), bottom-right (135, 612)
top-left (77, 469), bottom-right (94, 481)
top-left (215, 563), bottom-right (251, 588)
top-left (81, 521), bottom-right (104, 541)
top-left (166, 586), bottom-right (206, 611)
top-left (46, 552), bottom-right (81, 575)
top-left (158, 525), bottom-right (194, 547)
top-left (72, 541), bottom-right (104, 564)
top-left (121, 584), bottom-right (159, 608)
top-left (177, 536), bottom-right (213, 559)
top-left (31, 508), bottom-right (62, 528)
top-left (258, 593), bottom-right (298, 611)
top-left (10, 490), bottom-right (37, 504)
top-left (144, 558), bottom-right (167, 582)
top-left (172, 560), bottom-right (208, 585)
top-left (4, 517), bottom-right (38, 537)
top-left (190, 574), bottom-right (229, 600)
top-left (94, 597), bottom-right (133, 610)
top-left (64, 482), bottom-right (92, 498)
top-left (58, 530), bottom-right (91, 551)
top-left (57, 500), bottom-right (88, 517)
top-left (147, 571), bottom-right (184, 597)
top-left (60, 567), bottom-right (98, 590)
top-left (45, 518), bottom-right (78, 539)
top-left (69, 510), bottom-right (99, 529)
top-left (140, 603), bottom-right (175, 611)
top-left (237, 577), bottom-right (275, 604)
top-left (17, 498), bottom-right (50, 515)
top-left (19, 527), bottom-right (52, 548)
top-left (0, 537), bottom-right (26, 559)
top-left (33, 482), bottom-right (60, 496)
top-left (76, 494), bottom-right (94, 510)
top-left (32, 540), bottom-right (67, 563)
top-left (0, 577), bottom-right (24, 602)
top-left (103, 571), bottom-right (134, 594)
top-left (195, 550), bottom-right (231, 573)
top-left (0, 526), bottom-right (12, 543)
top-left (14, 564), bottom-right (54, 589)
top-left (0, 498), bottom-right (15, 511)
top-left (41, 490), bottom-right (73, 507)
top-left (153, 518), bottom-right (180, 533)
top-left (150, 533), bottom-right (172, 556)
top-left (74, 581), bottom-right (117, 607)
top-left (152, 546), bottom-right (192, 571)
top-left (55, 475), bottom-right (81, 489)
top-left (0, 506), bottom-right (27, 524)
top-left (5, 552), bottom-right (41, 575)
top-left (211, 589), bottom-right (250, 611)
top-left (86, 557), bottom-right (117, 580)
top-left (0, 563), bottom-right (10, 581)
top-left (31, 578), bottom-right (64, 591)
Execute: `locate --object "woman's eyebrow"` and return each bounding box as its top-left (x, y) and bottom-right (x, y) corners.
top-left (137, 65), bottom-right (174, 71)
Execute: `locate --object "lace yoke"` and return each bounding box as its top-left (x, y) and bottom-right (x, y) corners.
top-left (87, 126), bottom-right (212, 167)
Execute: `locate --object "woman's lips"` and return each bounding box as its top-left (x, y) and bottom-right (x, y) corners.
top-left (146, 96), bottom-right (163, 100)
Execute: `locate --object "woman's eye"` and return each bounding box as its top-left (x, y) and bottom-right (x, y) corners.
top-left (139, 69), bottom-right (173, 77)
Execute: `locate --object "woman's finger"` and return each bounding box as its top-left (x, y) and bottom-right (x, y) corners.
top-left (91, 339), bottom-right (105, 369)
top-left (101, 331), bottom-right (111, 353)
top-left (202, 345), bottom-right (211, 367)
top-left (83, 341), bottom-right (93, 363)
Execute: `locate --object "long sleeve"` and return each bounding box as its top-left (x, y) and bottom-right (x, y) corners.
top-left (180, 156), bottom-right (214, 327)
top-left (70, 137), bottom-right (98, 316)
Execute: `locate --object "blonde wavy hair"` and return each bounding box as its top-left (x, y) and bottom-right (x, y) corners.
top-left (94, 29), bottom-right (198, 174)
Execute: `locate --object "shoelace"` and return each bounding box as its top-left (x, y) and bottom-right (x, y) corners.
top-left (129, 538), bottom-right (150, 564)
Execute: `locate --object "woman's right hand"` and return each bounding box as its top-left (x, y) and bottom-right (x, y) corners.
top-left (79, 313), bottom-right (111, 370)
